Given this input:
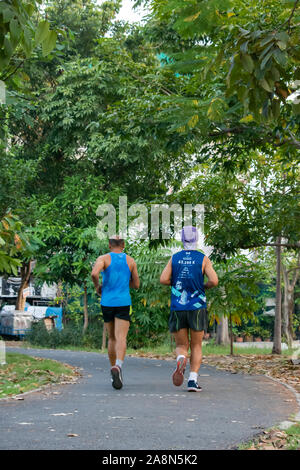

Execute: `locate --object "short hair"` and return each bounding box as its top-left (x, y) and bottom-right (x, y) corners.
top-left (109, 236), bottom-right (124, 247)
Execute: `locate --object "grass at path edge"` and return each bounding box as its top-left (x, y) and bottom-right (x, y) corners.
top-left (0, 352), bottom-right (79, 398)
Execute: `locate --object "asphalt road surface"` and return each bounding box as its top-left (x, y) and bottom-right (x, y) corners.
top-left (0, 347), bottom-right (297, 450)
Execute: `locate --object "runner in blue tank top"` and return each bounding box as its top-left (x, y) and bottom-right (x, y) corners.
top-left (160, 226), bottom-right (218, 392)
top-left (91, 236), bottom-right (140, 390)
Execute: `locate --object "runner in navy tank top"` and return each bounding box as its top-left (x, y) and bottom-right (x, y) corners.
top-left (160, 226), bottom-right (218, 392)
top-left (91, 236), bottom-right (140, 390)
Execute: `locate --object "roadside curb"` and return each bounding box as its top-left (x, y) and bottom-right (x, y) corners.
top-left (0, 373), bottom-right (81, 402)
top-left (0, 351), bottom-right (81, 404)
top-left (0, 384), bottom-right (48, 402)
top-left (264, 375), bottom-right (300, 429)
top-left (234, 375), bottom-right (300, 450)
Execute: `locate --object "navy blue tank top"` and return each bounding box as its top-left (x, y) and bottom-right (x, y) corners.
top-left (170, 250), bottom-right (206, 311)
top-left (101, 252), bottom-right (131, 307)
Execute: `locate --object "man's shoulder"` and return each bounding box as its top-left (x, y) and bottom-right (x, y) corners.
top-left (95, 253), bottom-right (111, 266)
top-left (125, 254), bottom-right (136, 265)
top-left (98, 253), bottom-right (111, 260)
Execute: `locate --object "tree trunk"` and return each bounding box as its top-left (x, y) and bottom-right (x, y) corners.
top-left (272, 238), bottom-right (282, 354)
top-left (16, 260), bottom-right (32, 311)
top-left (216, 315), bottom-right (230, 346)
top-left (102, 323), bottom-right (107, 350)
top-left (83, 281), bottom-right (89, 333)
top-left (282, 252), bottom-right (300, 348)
top-left (282, 273), bottom-right (294, 348)
top-left (229, 313), bottom-right (233, 356)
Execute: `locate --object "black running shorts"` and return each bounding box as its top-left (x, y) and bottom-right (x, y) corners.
top-left (169, 308), bottom-right (208, 333)
top-left (101, 305), bottom-right (131, 323)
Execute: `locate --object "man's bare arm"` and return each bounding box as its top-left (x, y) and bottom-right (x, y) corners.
top-left (203, 257), bottom-right (218, 289)
top-left (129, 260), bottom-right (140, 289)
top-left (91, 256), bottom-right (106, 295)
top-left (160, 257), bottom-right (172, 286)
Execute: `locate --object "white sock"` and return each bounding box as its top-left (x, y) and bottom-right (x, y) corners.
top-left (176, 354), bottom-right (186, 363)
top-left (189, 372), bottom-right (198, 382)
top-left (116, 359), bottom-right (123, 368)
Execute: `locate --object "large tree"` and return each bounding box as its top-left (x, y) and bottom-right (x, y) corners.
top-left (138, 0), bottom-right (300, 354)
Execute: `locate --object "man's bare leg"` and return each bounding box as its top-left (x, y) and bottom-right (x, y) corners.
top-left (114, 318), bottom-right (130, 362)
top-left (190, 329), bottom-right (204, 373)
top-left (105, 321), bottom-right (116, 367)
top-left (172, 328), bottom-right (189, 386)
top-left (173, 328), bottom-right (189, 358)
top-left (105, 318), bottom-right (129, 390)
top-left (188, 329), bottom-right (204, 391)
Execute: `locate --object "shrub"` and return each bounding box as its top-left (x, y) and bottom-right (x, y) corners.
top-left (26, 319), bottom-right (104, 349)
top-left (26, 311), bottom-right (170, 351)
top-left (127, 306), bottom-right (169, 349)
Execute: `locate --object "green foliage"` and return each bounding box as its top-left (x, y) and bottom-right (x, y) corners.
top-left (231, 326), bottom-right (241, 337)
top-left (244, 325), bottom-right (271, 339)
top-left (26, 313), bottom-right (169, 350)
top-left (0, 143), bottom-right (38, 218)
top-left (0, 0), bottom-right (58, 73)
top-left (63, 285), bottom-right (85, 327)
top-left (207, 254), bottom-right (267, 324)
top-left (26, 318), bottom-right (104, 349)
top-left (128, 241), bottom-right (173, 307)
top-left (127, 307), bottom-right (169, 349)
top-left (0, 212), bottom-right (31, 275)
top-left (34, 39), bottom-right (189, 200)
top-left (32, 173), bottom-right (116, 287)
top-left (45, 0), bottom-right (122, 58)
top-left (176, 156), bottom-right (300, 256)
top-left (125, 241), bottom-right (174, 347)
top-left (145, 0), bottom-right (300, 153)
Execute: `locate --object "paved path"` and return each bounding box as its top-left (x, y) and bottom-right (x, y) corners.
top-left (0, 347), bottom-right (297, 450)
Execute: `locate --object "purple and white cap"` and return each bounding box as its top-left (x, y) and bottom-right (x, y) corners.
top-left (181, 225), bottom-right (199, 250)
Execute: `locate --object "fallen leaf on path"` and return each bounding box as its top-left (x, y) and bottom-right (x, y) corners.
top-left (108, 416), bottom-right (135, 420)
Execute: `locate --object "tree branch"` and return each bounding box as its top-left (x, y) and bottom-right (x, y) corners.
top-left (291, 252), bottom-right (300, 288)
top-left (285, 0), bottom-right (300, 32)
top-left (208, 126), bottom-right (300, 150)
top-left (1, 60), bottom-right (25, 83)
top-left (286, 265), bottom-right (300, 274)
top-left (244, 242), bottom-right (300, 249)
top-left (287, 130), bottom-right (300, 149)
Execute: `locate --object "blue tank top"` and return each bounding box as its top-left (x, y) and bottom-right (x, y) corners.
top-left (170, 250), bottom-right (206, 311)
top-left (101, 252), bottom-right (131, 307)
